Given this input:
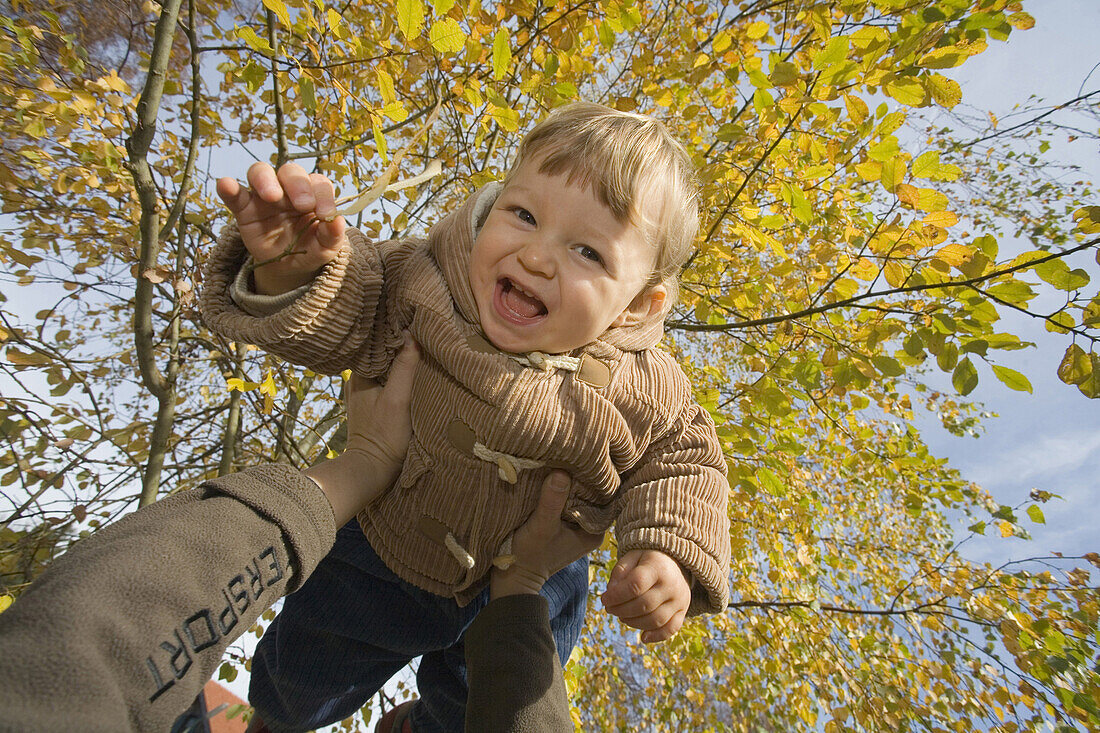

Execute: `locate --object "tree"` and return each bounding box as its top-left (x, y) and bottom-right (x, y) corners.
top-left (1, 0), bottom-right (1097, 730)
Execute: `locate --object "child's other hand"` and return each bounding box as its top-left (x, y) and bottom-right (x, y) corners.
top-left (601, 549), bottom-right (691, 644)
top-left (216, 162), bottom-right (346, 295)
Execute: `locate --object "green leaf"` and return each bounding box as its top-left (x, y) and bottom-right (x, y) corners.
top-left (298, 76), bottom-right (315, 112)
top-left (871, 356), bottom-right (904, 377)
top-left (991, 364), bottom-right (1032, 393)
top-left (1034, 258), bottom-right (1090, 291)
top-left (396, 0), bottom-right (425, 41)
top-left (1026, 505), bottom-right (1045, 524)
top-left (492, 28), bottom-right (511, 80)
top-left (911, 151), bottom-right (940, 178)
top-left (428, 18), bottom-right (466, 53)
top-left (757, 467), bottom-right (787, 496)
top-left (812, 36), bottom-right (849, 71)
top-left (952, 357), bottom-right (978, 395)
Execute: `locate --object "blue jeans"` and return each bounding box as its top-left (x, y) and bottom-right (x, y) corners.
top-left (248, 521), bottom-right (588, 732)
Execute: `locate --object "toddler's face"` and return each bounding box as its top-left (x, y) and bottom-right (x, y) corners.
top-left (469, 160), bottom-right (660, 355)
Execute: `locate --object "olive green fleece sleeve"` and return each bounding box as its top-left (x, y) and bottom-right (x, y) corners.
top-left (0, 464), bottom-right (336, 733)
top-left (464, 593), bottom-right (573, 732)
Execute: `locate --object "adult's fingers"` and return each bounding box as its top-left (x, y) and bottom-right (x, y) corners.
top-left (530, 470), bottom-right (571, 528)
top-left (379, 334), bottom-right (420, 414)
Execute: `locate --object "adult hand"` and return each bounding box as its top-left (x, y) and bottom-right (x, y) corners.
top-left (601, 549), bottom-right (691, 644)
top-left (216, 161), bottom-right (346, 295)
top-left (490, 471), bottom-right (604, 599)
top-left (303, 334), bottom-right (420, 525)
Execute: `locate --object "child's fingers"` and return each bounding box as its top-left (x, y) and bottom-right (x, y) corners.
top-left (276, 162), bottom-right (317, 213)
top-left (640, 607), bottom-right (687, 644)
top-left (215, 176), bottom-right (250, 215)
top-left (602, 557), bottom-right (657, 607)
top-left (310, 173), bottom-right (338, 221)
top-left (246, 162), bottom-right (284, 204)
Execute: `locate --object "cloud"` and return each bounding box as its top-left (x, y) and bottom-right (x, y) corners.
top-left (964, 431), bottom-right (1100, 492)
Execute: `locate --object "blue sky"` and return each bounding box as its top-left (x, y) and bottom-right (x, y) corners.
top-left (920, 0), bottom-right (1100, 564)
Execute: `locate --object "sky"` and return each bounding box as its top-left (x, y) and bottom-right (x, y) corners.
top-left (916, 0), bottom-right (1100, 566)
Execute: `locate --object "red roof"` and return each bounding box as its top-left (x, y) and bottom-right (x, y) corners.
top-left (200, 680), bottom-right (249, 733)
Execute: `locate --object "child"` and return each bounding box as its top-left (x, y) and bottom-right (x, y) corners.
top-left (200, 102), bottom-right (730, 732)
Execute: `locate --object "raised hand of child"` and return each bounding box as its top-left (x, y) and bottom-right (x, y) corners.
top-left (216, 161), bottom-right (346, 295)
top-left (601, 548), bottom-right (691, 644)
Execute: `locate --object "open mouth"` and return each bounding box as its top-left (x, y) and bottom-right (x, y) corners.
top-left (495, 277), bottom-right (548, 323)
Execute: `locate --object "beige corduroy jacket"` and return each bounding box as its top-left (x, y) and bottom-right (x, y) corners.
top-left (200, 184), bottom-right (731, 614)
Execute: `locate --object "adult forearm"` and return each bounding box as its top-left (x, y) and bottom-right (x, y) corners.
top-left (464, 594), bottom-right (572, 732)
top-left (0, 465), bottom-right (335, 733)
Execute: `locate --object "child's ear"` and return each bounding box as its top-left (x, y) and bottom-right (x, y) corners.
top-left (612, 285), bottom-right (668, 327)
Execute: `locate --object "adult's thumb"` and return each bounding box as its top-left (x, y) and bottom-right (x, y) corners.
top-left (534, 470), bottom-right (571, 520)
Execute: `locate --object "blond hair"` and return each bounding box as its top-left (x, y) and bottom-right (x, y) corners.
top-left (504, 102), bottom-right (699, 306)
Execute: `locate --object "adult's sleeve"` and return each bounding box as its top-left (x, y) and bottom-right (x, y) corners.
top-left (199, 224), bottom-right (414, 378)
top-left (615, 401), bottom-right (731, 616)
top-left (464, 594), bottom-right (573, 732)
top-left (0, 464), bottom-right (336, 733)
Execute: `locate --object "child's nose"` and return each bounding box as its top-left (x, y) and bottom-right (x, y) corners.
top-left (517, 237), bottom-right (555, 277)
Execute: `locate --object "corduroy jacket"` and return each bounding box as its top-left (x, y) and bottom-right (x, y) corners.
top-left (200, 185), bottom-right (731, 614)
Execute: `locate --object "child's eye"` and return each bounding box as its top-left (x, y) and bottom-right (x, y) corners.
top-left (576, 245), bottom-right (604, 265)
top-left (513, 207), bottom-right (536, 226)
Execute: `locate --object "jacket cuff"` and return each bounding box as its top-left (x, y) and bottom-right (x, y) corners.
top-left (198, 223), bottom-right (353, 357)
top-left (229, 255), bottom-right (310, 316)
top-left (201, 464), bottom-right (337, 593)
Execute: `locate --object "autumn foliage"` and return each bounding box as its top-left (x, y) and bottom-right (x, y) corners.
top-left (1, 0), bottom-right (1098, 730)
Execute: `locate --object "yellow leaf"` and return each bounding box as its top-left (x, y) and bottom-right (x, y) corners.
top-left (885, 77), bottom-right (928, 107)
top-left (843, 93), bottom-right (867, 125)
top-left (923, 210), bottom-right (958, 228)
top-left (911, 151), bottom-right (940, 179)
top-left (745, 21), bottom-right (768, 40)
top-left (854, 160), bottom-right (881, 182)
top-left (927, 74), bottom-right (962, 108)
top-left (917, 46), bottom-right (967, 70)
top-left (396, 0), bottom-right (424, 41)
top-left (879, 156), bottom-right (907, 191)
top-left (884, 261), bottom-right (907, 288)
top-left (895, 183), bottom-right (919, 207)
top-left (935, 243), bottom-right (972, 268)
top-left (1008, 12), bottom-right (1035, 30)
top-left (261, 0), bottom-right (292, 28)
top-left (375, 68), bottom-right (396, 105)
top-left (0, 594), bottom-right (12, 614)
top-left (429, 18), bottom-right (466, 53)
top-left (490, 104), bottom-right (519, 132)
top-left (492, 28), bottom-right (511, 80)
top-left (999, 521), bottom-right (1014, 538)
top-left (327, 9), bottom-right (344, 37)
top-left (916, 187), bottom-right (949, 212)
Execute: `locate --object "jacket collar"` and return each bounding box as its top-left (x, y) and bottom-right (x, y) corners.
top-left (427, 183), bottom-right (666, 356)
